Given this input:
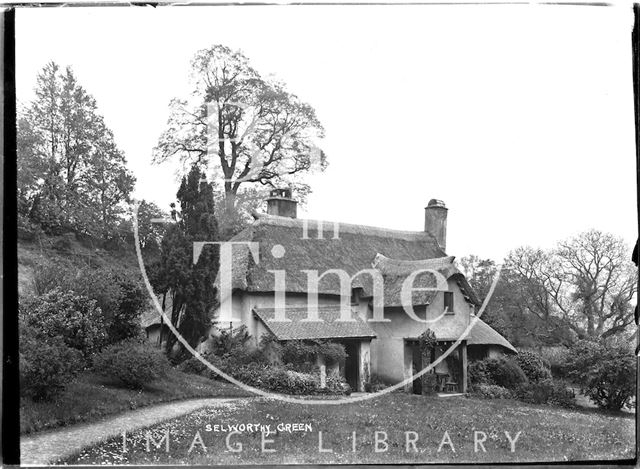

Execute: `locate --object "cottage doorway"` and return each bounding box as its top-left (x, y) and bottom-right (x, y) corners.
top-left (341, 340), bottom-right (360, 391)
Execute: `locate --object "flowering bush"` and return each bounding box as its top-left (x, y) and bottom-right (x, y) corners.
top-left (93, 339), bottom-right (169, 389)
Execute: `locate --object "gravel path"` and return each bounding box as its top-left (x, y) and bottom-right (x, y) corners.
top-left (21, 397), bottom-right (246, 466)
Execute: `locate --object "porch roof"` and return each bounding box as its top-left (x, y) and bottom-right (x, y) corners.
top-left (466, 316), bottom-right (517, 353)
top-left (405, 316), bottom-right (517, 354)
top-left (253, 306), bottom-right (377, 341)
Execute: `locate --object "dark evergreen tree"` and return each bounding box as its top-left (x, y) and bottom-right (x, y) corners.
top-left (153, 165), bottom-right (220, 357)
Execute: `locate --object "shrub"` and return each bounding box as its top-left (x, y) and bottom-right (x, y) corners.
top-left (316, 341), bottom-right (347, 364)
top-left (468, 360), bottom-right (491, 387)
top-left (177, 355), bottom-right (210, 375)
top-left (20, 327), bottom-right (83, 401)
top-left (566, 340), bottom-right (636, 410)
top-left (515, 379), bottom-right (576, 408)
top-left (537, 346), bottom-right (570, 379)
top-left (281, 340), bottom-right (318, 367)
top-left (93, 339), bottom-right (169, 389)
top-left (178, 347), bottom-right (268, 380)
top-left (421, 373), bottom-right (439, 395)
top-left (516, 351), bottom-right (552, 383)
top-left (32, 260), bottom-right (73, 296)
top-left (365, 375), bottom-right (389, 393)
top-left (31, 263), bottom-right (147, 345)
top-left (62, 268), bottom-right (147, 345)
top-left (20, 289), bottom-right (107, 358)
top-left (209, 325), bottom-right (252, 356)
top-left (325, 375), bottom-right (352, 395)
top-left (231, 363), bottom-right (349, 395)
top-left (102, 272), bottom-right (147, 343)
top-left (475, 384), bottom-right (512, 399)
top-left (280, 340), bottom-right (346, 371)
top-left (477, 357), bottom-right (527, 390)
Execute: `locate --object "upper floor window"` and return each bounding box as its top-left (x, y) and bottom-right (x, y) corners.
top-left (444, 291), bottom-right (454, 314)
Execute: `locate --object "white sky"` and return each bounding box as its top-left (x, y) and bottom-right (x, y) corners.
top-left (15, 3), bottom-right (638, 261)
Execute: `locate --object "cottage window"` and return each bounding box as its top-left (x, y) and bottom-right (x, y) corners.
top-left (444, 291), bottom-right (454, 314)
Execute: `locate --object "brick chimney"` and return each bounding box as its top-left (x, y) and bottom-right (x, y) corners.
top-left (424, 199), bottom-right (448, 251)
top-left (266, 188), bottom-right (298, 218)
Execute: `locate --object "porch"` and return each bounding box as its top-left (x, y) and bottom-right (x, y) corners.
top-left (252, 306), bottom-right (376, 392)
top-left (404, 339), bottom-right (468, 395)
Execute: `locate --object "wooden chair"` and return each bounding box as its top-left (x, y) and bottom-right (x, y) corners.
top-left (444, 381), bottom-right (458, 393)
top-left (434, 372), bottom-right (448, 392)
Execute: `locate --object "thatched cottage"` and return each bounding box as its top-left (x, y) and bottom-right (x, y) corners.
top-left (143, 189), bottom-right (516, 393)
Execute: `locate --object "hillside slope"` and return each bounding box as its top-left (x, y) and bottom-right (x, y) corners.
top-left (18, 231), bottom-right (145, 298)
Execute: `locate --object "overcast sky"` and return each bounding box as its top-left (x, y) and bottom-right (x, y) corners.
top-left (15, 3), bottom-right (638, 261)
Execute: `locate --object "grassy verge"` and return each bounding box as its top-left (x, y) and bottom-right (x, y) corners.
top-left (61, 393), bottom-right (634, 465)
top-left (21, 369), bottom-right (251, 435)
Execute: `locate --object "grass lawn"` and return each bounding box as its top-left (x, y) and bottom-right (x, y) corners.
top-left (21, 369), bottom-right (251, 435)
top-left (60, 393), bottom-right (635, 465)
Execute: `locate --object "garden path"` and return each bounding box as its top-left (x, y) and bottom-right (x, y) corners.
top-left (20, 397), bottom-right (248, 465)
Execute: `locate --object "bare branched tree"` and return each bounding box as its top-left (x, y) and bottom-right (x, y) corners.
top-left (152, 45), bottom-right (326, 216)
top-left (507, 230), bottom-right (637, 341)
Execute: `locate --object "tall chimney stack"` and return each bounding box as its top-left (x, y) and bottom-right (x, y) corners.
top-left (266, 188), bottom-right (298, 218)
top-left (424, 199), bottom-right (448, 251)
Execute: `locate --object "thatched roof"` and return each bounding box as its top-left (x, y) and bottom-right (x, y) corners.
top-left (404, 316), bottom-right (517, 353)
top-left (372, 254), bottom-right (480, 306)
top-left (253, 306), bottom-right (376, 340)
top-left (466, 317), bottom-right (517, 353)
top-left (224, 214), bottom-right (480, 307)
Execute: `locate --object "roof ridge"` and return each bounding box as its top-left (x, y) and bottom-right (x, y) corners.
top-left (252, 305), bottom-right (354, 312)
top-left (373, 253), bottom-right (456, 268)
top-left (253, 213), bottom-right (443, 243)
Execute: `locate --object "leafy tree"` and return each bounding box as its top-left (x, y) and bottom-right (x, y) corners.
top-left (17, 113), bottom-right (46, 220)
top-left (153, 165), bottom-right (220, 356)
top-left (458, 255), bottom-right (497, 303)
top-left (135, 200), bottom-right (168, 253)
top-left (152, 45), bottom-right (326, 229)
top-left (17, 61), bottom-right (135, 238)
top-left (83, 131), bottom-right (135, 239)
